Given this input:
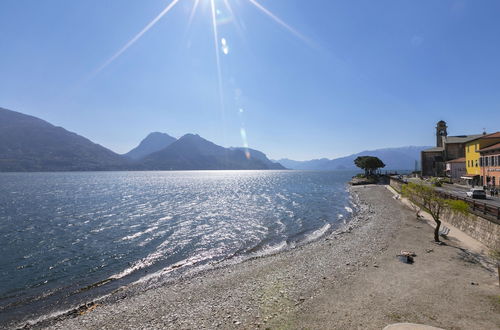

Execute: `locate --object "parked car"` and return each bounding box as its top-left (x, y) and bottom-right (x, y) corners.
top-left (466, 188), bottom-right (487, 199)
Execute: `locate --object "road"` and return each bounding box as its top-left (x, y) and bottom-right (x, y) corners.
top-left (437, 184), bottom-right (500, 208)
top-left (402, 177), bottom-right (500, 208)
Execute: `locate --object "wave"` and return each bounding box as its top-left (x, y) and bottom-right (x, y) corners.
top-left (120, 226), bottom-right (158, 241)
top-left (109, 250), bottom-right (164, 280)
top-left (301, 223), bottom-right (331, 243)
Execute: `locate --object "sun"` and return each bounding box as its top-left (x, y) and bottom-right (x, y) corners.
top-left (86, 0), bottom-right (310, 154)
top-left (90, 0), bottom-right (309, 77)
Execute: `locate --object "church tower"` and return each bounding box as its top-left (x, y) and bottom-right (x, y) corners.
top-left (436, 120), bottom-right (447, 147)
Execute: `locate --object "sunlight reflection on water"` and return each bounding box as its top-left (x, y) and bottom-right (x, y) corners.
top-left (0, 170), bottom-right (355, 326)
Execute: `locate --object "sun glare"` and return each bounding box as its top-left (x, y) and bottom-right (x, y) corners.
top-left (89, 0), bottom-right (180, 78)
top-left (89, 0), bottom-right (309, 78)
top-left (84, 0), bottom-right (311, 153)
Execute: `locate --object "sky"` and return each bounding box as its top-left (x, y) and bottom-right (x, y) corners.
top-left (1, 0), bottom-right (500, 161)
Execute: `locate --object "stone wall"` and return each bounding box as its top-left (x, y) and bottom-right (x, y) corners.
top-left (446, 142), bottom-right (466, 161)
top-left (421, 150), bottom-right (444, 177)
top-left (388, 176), bottom-right (500, 252)
top-left (389, 176), bottom-right (404, 192)
top-left (442, 209), bottom-right (500, 251)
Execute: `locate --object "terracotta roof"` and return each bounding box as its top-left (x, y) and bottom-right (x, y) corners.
top-left (446, 157), bottom-right (465, 163)
top-left (479, 142), bottom-right (500, 153)
top-left (485, 131), bottom-right (500, 138)
top-left (466, 131), bottom-right (500, 143)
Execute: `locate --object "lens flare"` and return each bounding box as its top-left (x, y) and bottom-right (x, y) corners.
top-left (247, 0), bottom-right (312, 46)
top-left (90, 0), bottom-right (180, 77)
top-left (238, 108), bottom-right (251, 159)
top-left (187, 0), bottom-right (200, 30)
top-left (210, 0), bottom-right (227, 143)
top-left (221, 38), bottom-right (229, 54)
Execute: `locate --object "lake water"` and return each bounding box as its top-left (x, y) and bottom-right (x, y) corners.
top-left (0, 170), bottom-right (356, 327)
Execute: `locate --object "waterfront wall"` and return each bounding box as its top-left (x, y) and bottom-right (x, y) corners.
top-left (442, 208), bottom-right (500, 251)
top-left (388, 176), bottom-right (500, 252)
top-left (389, 177), bottom-right (404, 192)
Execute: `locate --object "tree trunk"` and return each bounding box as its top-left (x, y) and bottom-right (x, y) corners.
top-left (434, 219), bottom-right (441, 242)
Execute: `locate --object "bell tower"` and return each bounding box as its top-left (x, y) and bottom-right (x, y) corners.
top-left (436, 120), bottom-right (447, 147)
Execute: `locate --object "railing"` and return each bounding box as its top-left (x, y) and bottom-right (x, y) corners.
top-left (387, 175), bottom-right (500, 223)
top-left (439, 191), bottom-right (500, 221)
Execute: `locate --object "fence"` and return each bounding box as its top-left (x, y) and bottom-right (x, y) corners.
top-left (439, 191), bottom-right (500, 222)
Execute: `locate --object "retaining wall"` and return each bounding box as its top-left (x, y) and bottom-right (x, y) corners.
top-left (388, 176), bottom-right (500, 251)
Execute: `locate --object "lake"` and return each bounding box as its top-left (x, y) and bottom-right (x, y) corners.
top-left (0, 170), bottom-right (356, 327)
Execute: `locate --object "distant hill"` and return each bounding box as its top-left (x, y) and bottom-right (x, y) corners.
top-left (124, 132), bottom-right (176, 160)
top-left (276, 158), bottom-right (332, 171)
top-left (0, 107), bottom-right (129, 171)
top-left (278, 146), bottom-right (431, 171)
top-left (142, 134), bottom-right (285, 170)
top-left (230, 147), bottom-right (285, 170)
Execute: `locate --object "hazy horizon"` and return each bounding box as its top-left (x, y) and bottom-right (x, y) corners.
top-left (1, 0), bottom-right (499, 160)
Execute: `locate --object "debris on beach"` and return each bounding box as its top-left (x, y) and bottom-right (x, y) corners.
top-left (77, 302), bottom-right (100, 316)
top-left (397, 250), bottom-right (416, 264)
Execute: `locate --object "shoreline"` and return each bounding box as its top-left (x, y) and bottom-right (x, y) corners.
top-left (22, 185), bottom-right (500, 329)
top-left (11, 184), bottom-right (359, 330)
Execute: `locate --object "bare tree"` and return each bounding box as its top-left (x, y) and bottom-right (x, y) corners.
top-left (402, 182), bottom-right (468, 242)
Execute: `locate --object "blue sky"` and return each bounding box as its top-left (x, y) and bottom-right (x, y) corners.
top-left (1, 0), bottom-right (499, 160)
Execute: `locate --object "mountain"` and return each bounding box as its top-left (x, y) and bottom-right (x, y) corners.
top-left (277, 158), bottom-right (332, 171)
top-left (278, 146), bottom-right (431, 171)
top-left (124, 132), bottom-right (176, 160)
top-left (142, 134), bottom-right (285, 170)
top-left (0, 107), bottom-right (129, 171)
top-left (230, 147), bottom-right (286, 170)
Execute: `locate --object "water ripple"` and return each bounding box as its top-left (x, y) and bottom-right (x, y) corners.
top-left (0, 170), bottom-right (356, 327)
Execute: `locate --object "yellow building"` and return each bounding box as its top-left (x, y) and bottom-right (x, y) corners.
top-left (465, 132), bottom-right (500, 184)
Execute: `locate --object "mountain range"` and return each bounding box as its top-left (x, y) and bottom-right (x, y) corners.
top-left (277, 146), bottom-right (431, 171)
top-left (140, 135), bottom-right (285, 170)
top-left (0, 107), bottom-right (283, 172)
top-left (0, 107), bottom-right (428, 172)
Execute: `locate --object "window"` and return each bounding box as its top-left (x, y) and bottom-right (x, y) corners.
top-left (485, 157), bottom-right (489, 166)
top-left (479, 157), bottom-right (483, 167)
top-left (475, 160), bottom-right (478, 167)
